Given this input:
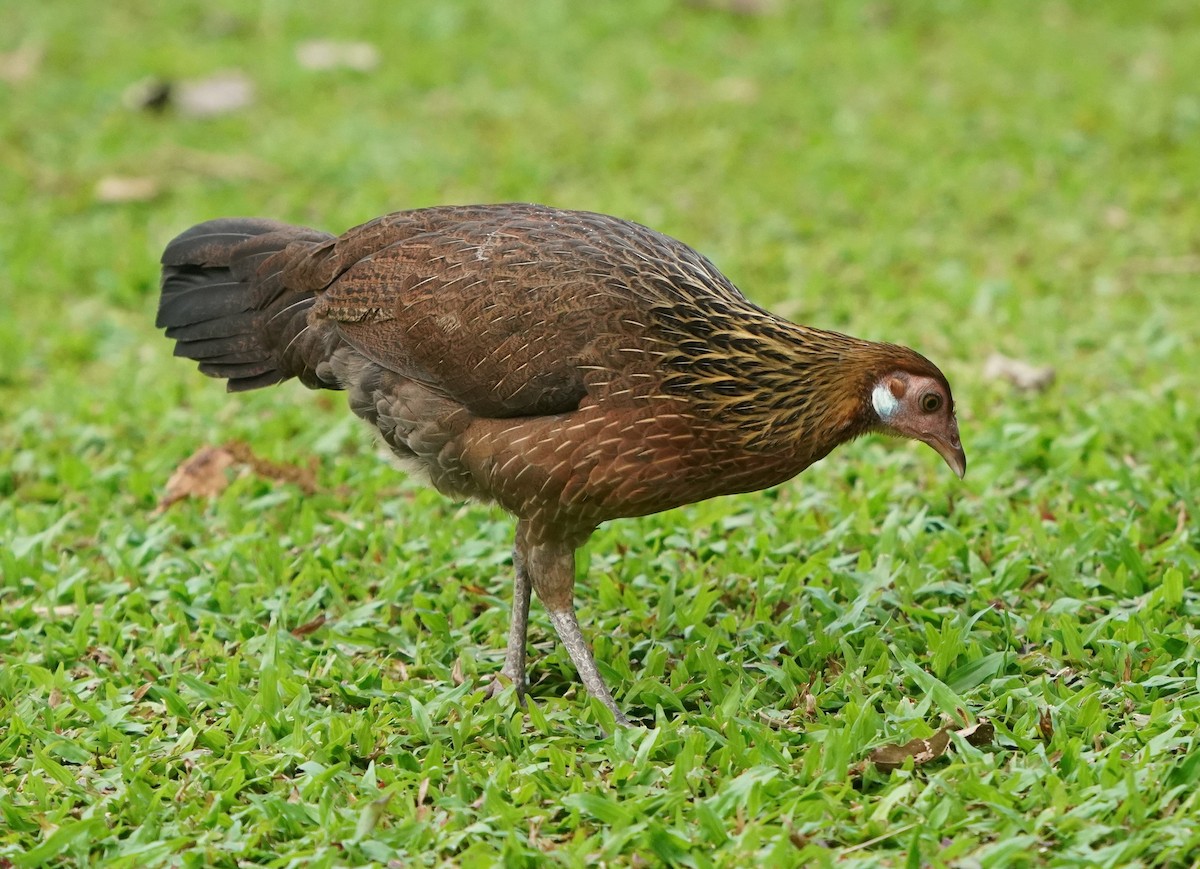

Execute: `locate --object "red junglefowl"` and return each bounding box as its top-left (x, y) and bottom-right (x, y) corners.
top-left (157, 203), bottom-right (965, 726)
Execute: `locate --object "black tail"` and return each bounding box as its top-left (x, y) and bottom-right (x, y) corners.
top-left (157, 218), bottom-right (339, 392)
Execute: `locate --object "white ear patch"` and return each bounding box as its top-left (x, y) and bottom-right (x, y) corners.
top-left (872, 382), bottom-right (899, 420)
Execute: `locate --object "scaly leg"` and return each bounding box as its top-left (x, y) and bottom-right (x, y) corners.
top-left (544, 607), bottom-right (630, 727)
top-left (486, 541), bottom-right (532, 699)
top-left (523, 528), bottom-right (631, 727)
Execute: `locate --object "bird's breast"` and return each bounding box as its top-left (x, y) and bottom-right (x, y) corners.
top-left (461, 402), bottom-right (803, 532)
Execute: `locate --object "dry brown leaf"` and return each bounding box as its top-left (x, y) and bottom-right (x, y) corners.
top-left (1039, 708), bottom-right (1055, 742)
top-left (869, 729), bottom-right (951, 772)
top-left (983, 352), bottom-right (1056, 392)
top-left (86, 646), bottom-right (116, 668)
top-left (868, 718), bottom-right (994, 772)
top-left (176, 71), bottom-right (255, 118)
top-left (295, 39), bottom-right (380, 72)
top-left (957, 719), bottom-right (995, 747)
top-left (290, 613), bottom-right (327, 638)
top-left (157, 441), bottom-right (317, 511)
top-left (95, 175), bottom-right (160, 204)
top-left (0, 41), bottom-right (42, 84)
top-left (158, 444), bottom-right (237, 510)
top-left (451, 658), bottom-right (465, 686)
top-left (799, 682), bottom-right (818, 718)
top-left (30, 604), bottom-right (103, 619)
top-left (416, 777), bottom-right (430, 821)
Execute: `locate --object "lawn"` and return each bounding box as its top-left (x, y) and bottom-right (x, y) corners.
top-left (2, 1), bottom-right (1199, 865)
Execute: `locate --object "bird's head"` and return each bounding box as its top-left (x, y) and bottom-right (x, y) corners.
top-left (869, 369), bottom-right (965, 478)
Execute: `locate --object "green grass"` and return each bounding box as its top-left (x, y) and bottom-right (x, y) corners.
top-left (2, 0), bottom-right (1199, 865)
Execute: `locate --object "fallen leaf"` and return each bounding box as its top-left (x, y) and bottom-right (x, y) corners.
top-left (30, 604), bottom-right (103, 619)
top-left (0, 41), bottom-right (42, 84)
top-left (788, 828), bottom-right (810, 849)
top-left (451, 657), bottom-right (465, 686)
top-left (95, 175), bottom-right (160, 204)
top-left (416, 777), bottom-right (431, 823)
top-left (983, 352), bottom-right (1056, 392)
top-left (157, 444), bottom-right (237, 510)
top-left (1038, 708), bottom-right (1054, 742)
top-left (867, 718), bottom-right (995, 772)
top-left (156, 440), bottom-right (315, 511)
top-left (290, 613), bottom-right (327, 638)
top-left (176, 71), bottom-right (255, 118)
top-left (869, 729), bottom-right (951, 772)
top-left (799, 682), bottom-right (818, 718)
top-left (956, 719), bottom-right (995, 747)
top-left (295, 39), bottom-right (380, 72)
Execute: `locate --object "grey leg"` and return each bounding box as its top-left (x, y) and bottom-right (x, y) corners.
top-left (523, 529), bottom-right (632, 727)
top-left (545, 607), bottom-right (631, 727)
top-left (486, 542), bottom-right (532, 699)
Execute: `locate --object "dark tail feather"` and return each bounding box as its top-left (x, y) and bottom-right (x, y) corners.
top-left (157, 218), bottom-right (339, 392)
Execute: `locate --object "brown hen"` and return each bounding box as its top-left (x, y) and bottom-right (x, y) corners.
top-left (157, 203), bottom-right (965, 725)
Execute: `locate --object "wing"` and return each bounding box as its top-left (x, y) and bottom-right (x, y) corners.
top-left (296, 204), bottom-right (747, 418)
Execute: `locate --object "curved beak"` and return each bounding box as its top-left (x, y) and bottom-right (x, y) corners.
top-left (931, 435), bottom-right (967, 479)
top-left (923, 416), bottom-right (966, 479)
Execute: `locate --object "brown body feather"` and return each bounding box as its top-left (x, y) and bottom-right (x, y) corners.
top-left (157, 203), bottom-right (962, 724)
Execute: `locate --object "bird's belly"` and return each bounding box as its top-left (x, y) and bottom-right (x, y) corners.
top-left (463, 405), bottom-right (802, 531)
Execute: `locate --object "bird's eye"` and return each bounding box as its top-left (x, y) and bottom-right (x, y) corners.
top-left (920, 392), bottom-right (942, 413)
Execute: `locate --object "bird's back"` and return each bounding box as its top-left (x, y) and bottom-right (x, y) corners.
top-left (299, 204), bottom-right (765, 420)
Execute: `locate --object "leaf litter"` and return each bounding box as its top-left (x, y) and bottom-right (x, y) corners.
top-left (295, 40), bottom-right (380, 72)
top-left (124, 71), bottom-right (256, 118)
top-left (156, 441), bottom-right (317, 511)
top-left (864, 718), bottom-right (995, 773)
